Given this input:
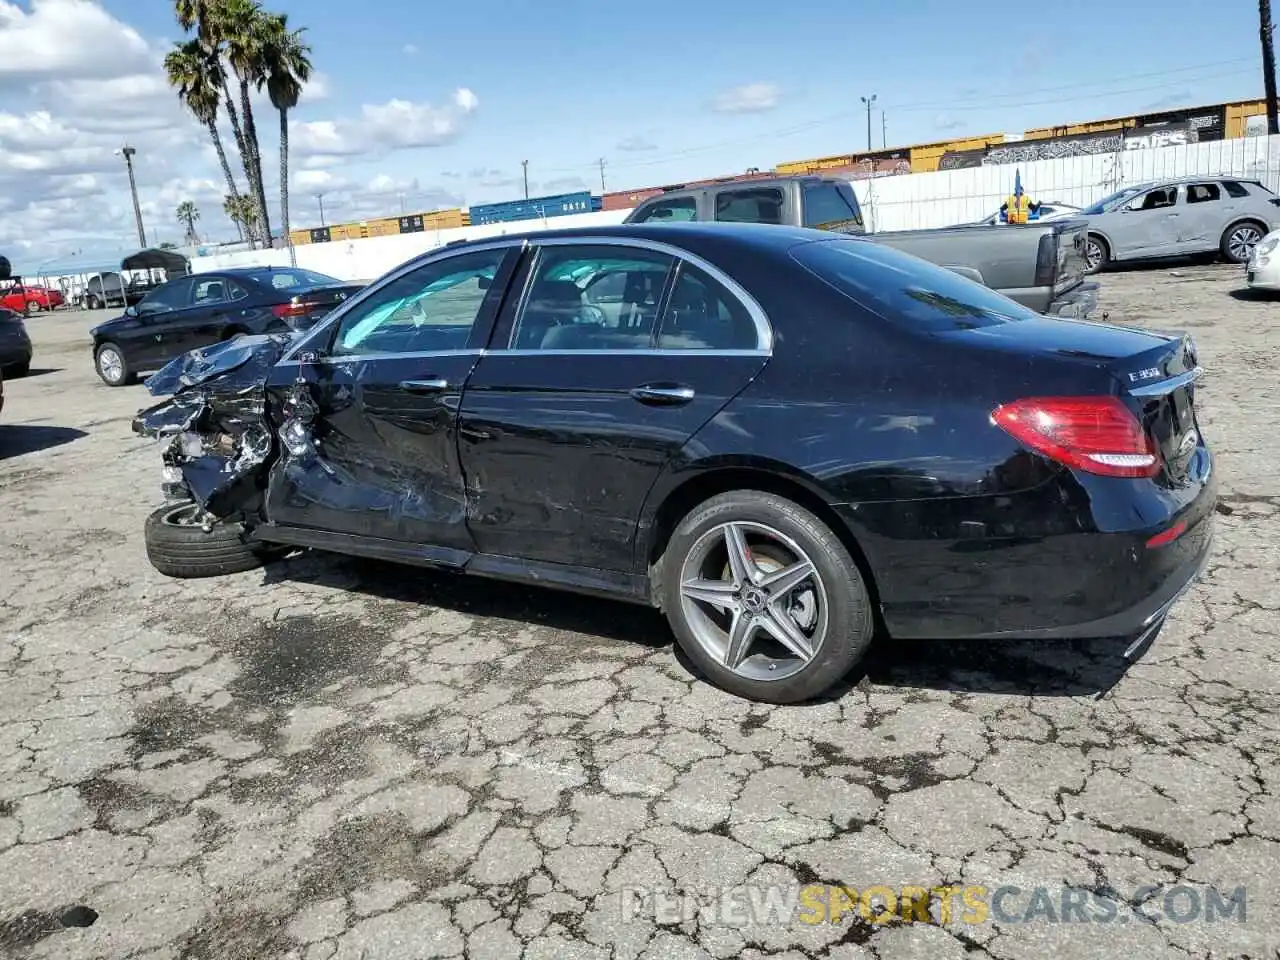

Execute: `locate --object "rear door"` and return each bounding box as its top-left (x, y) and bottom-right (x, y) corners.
top-left (457, 237), bottom-right (771, 573)
top-left (1178, 181), bottom-right (1226, 252)
top-left (263, 243), bottom-right (519, 550)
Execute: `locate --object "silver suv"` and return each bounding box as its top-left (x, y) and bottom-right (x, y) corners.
top-left (1079, 176), bottom-right (1280, 274)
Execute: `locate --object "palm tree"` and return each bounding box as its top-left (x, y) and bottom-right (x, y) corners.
top-left (173, 0), bottom-right (261, 244)
top-left (224, 193), bottom-right (258, 242)
top-left (164, 39), bottom-right (245, 226)
top-left (216, 0), bottom-right (274, 244)
top-left (259, 13), bottom-right (311, 258)
top-left (176, 201), bottom-right (201, 244)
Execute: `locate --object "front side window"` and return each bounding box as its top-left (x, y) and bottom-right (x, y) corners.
top-left (791, 238), bottom-right (1040, 333)
top-left (510, 245), bottom-right (675, 351)
top-left (1134, 187), bottom-right (1178, 211)
top-left (657, 265), bottom-right (759, 350)
top-left (716, 188), bottom-right (784, 224)
top-left (138, 279), bottom-right (194, 313)
top-left (331, 249), bottom-right (506, 357)
top-left (633, 197), bottom-right (697, 223)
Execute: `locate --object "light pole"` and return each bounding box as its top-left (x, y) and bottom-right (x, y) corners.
top-left (115, 144), bottom-right (146, 248)
top-left (859, 95), bottom-right (877, 152)
top-left (316, 193), bottom-right (326, 226)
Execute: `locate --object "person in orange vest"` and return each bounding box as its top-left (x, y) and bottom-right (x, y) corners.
top-left (998, 170), bottom-right (1041, 224)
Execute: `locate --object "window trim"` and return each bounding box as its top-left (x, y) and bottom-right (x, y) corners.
top-left (280, 235), bottom-right (774, 364)
top-left (632, 195), bottom-right (699, 224)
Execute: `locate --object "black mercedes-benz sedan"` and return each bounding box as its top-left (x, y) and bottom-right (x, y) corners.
top-left (90, 266), bottom-right (363, 386)
top-left (131, 222), bottom-right (1215, 703)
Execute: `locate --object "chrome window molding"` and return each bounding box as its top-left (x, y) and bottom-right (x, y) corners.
top-left (277, 233), bottom-right (775, 365)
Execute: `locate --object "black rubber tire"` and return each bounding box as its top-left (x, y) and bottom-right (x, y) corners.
top-left (1220, 220), bottom-right (1266, 264)
top-left (1083, 234), bottom-right (1109, 275)
top-left (86, 296), bottom-right (101, 310)
top-left (658, 490), bottom-right (875, 704)
top-left (4, 362), bottom-right (29, 379)
top-left (144, 502), bottom-right (271, 578)
top-left (25, 301), bottom-right (41, 314)
top-left (94, 341), bottom-right (134, 387)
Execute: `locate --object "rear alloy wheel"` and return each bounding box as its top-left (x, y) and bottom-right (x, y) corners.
top-left (1084, 235), bottom-right (1109, 275)
top-left (95, 342), bottom-right (133, 386)
top-left (25, 301), bottom-right (41, 313)
top-left (145, 501), bottom-right (284, 579)
top-left (86, 295), bottom-right (101, 310)
top-left (1221, 222), bottom-right (1264, 264)
top-left (661, 490), bottom-right (874, 704)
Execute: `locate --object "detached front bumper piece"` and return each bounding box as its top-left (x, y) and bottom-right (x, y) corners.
top-left (1047, 280), bottom-right (1100, 319)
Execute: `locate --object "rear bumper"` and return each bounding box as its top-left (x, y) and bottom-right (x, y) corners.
top-left (1046, 280), bottom-right (1100, 319)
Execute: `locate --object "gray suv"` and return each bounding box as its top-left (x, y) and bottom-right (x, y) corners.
top-left (1079, 176), bottom-right (1280, 274)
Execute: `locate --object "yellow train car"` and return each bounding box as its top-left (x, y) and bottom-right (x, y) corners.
top-left (288, 229), bottom-right (311, 246)
top-left (775, 153), bottom-right (859, 175)
top-left (1023, 117), bottom-right (1134, 140)
top-left (908, 134), bottom-right (1006, 172)
top-left (366, 217), bottom-right (400, 238)
top-left (1225, 99), bottom-right (1269, 138)
top-left (422, 208), bottom-right (467, 230)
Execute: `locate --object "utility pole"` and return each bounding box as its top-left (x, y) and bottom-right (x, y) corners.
top-left (398, 192), bottom-right (406, 215)
top-left (882, 111), bottom-right (888, 149)
top-left (316, 193), bottom-right (326, 226)
top-left (116, 144), bottom-right (146, 248)
top-left (521, 160), bottom-right (529, 199)
top-left (598, 157), bottom-right (607, 194)
top-left (860, 95), bottom-right (877, 152)
top-left (1262, 0), bottom-right (1279, 134)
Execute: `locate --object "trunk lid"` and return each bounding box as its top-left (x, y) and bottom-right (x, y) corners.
top-left (274, 283), bottom-right (364, 329)
top-left (947, 316), bottom-right (1202, 482)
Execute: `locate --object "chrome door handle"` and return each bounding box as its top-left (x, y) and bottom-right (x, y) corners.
top-left (399, 378), bottom-right (450, 393)
top-left (630, 383), bottom-right (695, 406)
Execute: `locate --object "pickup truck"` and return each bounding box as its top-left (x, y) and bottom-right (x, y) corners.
top-left (623, 175), bottom-right (1099, 318)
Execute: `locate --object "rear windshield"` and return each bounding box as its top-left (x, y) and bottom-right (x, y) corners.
top-left (790, 238), bottom-right (1039, 331)
top-left (244, 268), bottom-right (339, 290)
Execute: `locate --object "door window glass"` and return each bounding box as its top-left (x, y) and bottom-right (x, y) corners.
top-left (1186, 182), bottom-right (1222, 204)
top-left (656, 264), bottom-right (759, 350)
top-left (331, 248), bottom-right (506, 356)
top-left (1222, 180), bottom-right (1250, 198)
top-left (138, 279), bottom-right (193, 313)
top-left (192, 278), bottom-right (231, 305)
top-left (715, 188), bottom-right (784, 224)
top-left (802, 182), bottom-right (863, 229)
top-left (1133, 187), bottom-right (1178, 211)
top-left (633, 197), bottom-right (697, 223)
top-left (510, 245), bottom-right (675, 350)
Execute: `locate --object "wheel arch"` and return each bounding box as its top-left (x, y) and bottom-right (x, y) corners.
top-left (640, 459), bottom-right (885, 626)
top-left (1085, 229), bottom-right (1113, 258)
top-left (1222, 215), bottom-right (1269, 237)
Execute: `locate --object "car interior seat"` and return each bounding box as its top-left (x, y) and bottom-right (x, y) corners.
top-left (515, 280), bottom-right (583, 349)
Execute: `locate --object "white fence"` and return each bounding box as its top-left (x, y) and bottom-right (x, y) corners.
top-left (189, 135), bottom-right (1280, 282)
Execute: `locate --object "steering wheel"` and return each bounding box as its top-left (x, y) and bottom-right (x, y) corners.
top-left (577, 304), bottom-right (609, 326)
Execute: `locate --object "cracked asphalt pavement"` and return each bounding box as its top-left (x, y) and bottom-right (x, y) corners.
top-left (1, 263), bottom-right (1277, 960)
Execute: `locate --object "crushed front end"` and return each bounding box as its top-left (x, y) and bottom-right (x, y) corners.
top-left (131, 334), bottom-right (295, 524)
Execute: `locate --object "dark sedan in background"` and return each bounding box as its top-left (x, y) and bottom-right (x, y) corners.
top-left (132, 223), bottom-right (1214, 703)
top-left (0, 306), bottom-right (33, 379)
top-left (91, 266), bottom-right (362, 386)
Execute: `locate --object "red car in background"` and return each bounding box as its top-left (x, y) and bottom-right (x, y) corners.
top-left (0, 282), bottom-right (64, 313)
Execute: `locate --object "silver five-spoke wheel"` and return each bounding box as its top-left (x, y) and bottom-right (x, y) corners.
top-left (1225, 223), bottom-right (1262, 264)
top-left (678, 520), bottom-right (828, 682)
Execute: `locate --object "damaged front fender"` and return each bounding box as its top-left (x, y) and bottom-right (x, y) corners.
top-left (131, 333), bottom-right (301, 521)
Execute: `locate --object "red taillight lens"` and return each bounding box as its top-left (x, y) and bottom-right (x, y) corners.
top-left (990, 396), bottom-right (1160, 478)
top-left (272, 301), bottom-right (307, 319)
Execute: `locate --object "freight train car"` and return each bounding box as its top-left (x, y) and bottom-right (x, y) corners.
top-left (468, 191), bottom-right (600, 225)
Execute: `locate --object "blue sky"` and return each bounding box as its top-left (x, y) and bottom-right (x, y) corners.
top-left (0, 0), bottom-right (1269, 263)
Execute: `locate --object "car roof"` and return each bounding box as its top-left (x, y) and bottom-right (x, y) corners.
top-left (439, 221), bottom-right (836, 256)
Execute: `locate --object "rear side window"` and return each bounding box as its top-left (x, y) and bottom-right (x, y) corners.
top-left (656, 264), bottom-right (759, 351)
top-left (715, 188), bottom-right (784, 224)
top-left (802, 182), bottom-right (863, 229)
top-left (1222, 181), bottom-right (1250, 198)
top-left (1186, 183), bottom-right (1221, 204)
top-left (791, 239), bottom-right (1039, 332)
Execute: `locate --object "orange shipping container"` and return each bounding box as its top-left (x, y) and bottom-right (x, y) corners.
top-left (602, 188), bottom-right (663, 211)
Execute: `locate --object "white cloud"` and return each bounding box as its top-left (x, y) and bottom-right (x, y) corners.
top-left (712, 82), bottom-right (780, 114)
top-left (0, 0), bottom-right (151, 82)
top-left (292, 88), bottom-right (480, 162)
top-left (616, 134), bottom-right (658, 152)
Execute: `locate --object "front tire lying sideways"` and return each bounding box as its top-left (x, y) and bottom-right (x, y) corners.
top-left (144, 501), bottom-right (283, 578)
top-left (660, 490), bottom-right (875, 704)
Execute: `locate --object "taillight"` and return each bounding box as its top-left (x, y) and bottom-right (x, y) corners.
top-left (1034, 233), bottom-right (1056, 287)
top-left (272, 300), bottom-right (308, 319)
top-left (990, 396), bottom-right (1160, 478)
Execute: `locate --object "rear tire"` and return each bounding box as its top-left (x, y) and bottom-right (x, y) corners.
top-left (86, 295), bottom-right (101, 310)
top-left (5, 362), bottom-right (30, 379)
top-left (1084, 234), bottom-right (1109, 275)
top-left (659, 490), bottom-right (874, 704)
top-left (145, 501), bottom-right (279, 579)
top-left (1221, 221), bottom-right (1265, 264)
top-left (94, 341), bottom-right (133, 386)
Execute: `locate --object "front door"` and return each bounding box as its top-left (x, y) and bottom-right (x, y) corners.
top-left (458, 239), bottom-right (771, 573)
top-left (1106, 185), bottom-right (1183, 258)
top-left (264, 244), bottom-right (518, 550)
top-left (131, 278), bottom-right (195, 368)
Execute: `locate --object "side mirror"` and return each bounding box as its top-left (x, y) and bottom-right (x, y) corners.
top-left (125, 304), bottom-right (138, 317)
